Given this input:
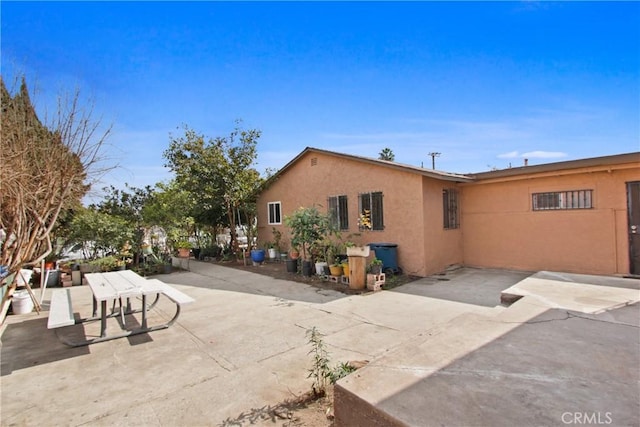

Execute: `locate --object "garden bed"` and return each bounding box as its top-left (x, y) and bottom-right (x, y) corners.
top-left (212, 259), bottom-right (420, 295)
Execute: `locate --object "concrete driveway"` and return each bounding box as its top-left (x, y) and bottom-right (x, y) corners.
top-left (1, 263), bottom-right (637, 426)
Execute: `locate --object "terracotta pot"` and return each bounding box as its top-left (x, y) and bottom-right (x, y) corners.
top-left (289, 250), bottom-right (300, 260)
top-left (178, 248), bottom-right (190, 258)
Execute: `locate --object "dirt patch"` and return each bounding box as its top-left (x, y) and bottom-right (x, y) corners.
top-left (214, 258), bottom-right (421, 295)
top-left (219, 386), bottom-right (335, 427)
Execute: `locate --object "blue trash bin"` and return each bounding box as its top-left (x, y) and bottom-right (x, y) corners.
top-left (368, 243), bottom-right (399, 274)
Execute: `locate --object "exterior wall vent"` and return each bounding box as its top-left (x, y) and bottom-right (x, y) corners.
top-left (311, 157), bottom-right (318, 166)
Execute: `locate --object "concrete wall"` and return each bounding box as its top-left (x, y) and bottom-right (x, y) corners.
top-left (461, 165), bottom-right (639, 275)
top-left (257, 150), bottom-right (447, 276)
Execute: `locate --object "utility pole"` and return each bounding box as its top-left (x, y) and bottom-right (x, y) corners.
top-left (428, 152), bottom-right (441, 170)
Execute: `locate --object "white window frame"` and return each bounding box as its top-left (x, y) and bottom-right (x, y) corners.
top-left (268, 201), bottom-right (282, 225)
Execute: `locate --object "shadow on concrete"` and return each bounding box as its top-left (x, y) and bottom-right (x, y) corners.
top-left (156, 261), bottom-right (351, 305)
top-left (348, 303), bottom-right (640, 426)
top-left (390, 268), bottom-right (533, 307)
top-left (1, 316), bottom-right (89, 376)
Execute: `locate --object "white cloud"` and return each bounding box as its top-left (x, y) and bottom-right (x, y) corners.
top-left (522, 150), bottom-right (568, 159)
top-left (498, 151), bottom-right (520, 158)
top-left (498, 150), bottom-right (567, 159)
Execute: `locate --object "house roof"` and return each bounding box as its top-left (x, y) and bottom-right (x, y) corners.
top-left (469, 152), bottom-right (640, 180)
top-left (269, 147), bottom-right (474, 184)
top-left (264, 148), bottom-right (639, 189)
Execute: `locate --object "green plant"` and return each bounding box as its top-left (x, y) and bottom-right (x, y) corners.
top-left (263, 241), bottom-right (274, 249)
top-left (329, 362), bottom-right (357, 384)
top-left (371, 258), bottom-right (383, 266)
top-left (175, 240), bottom-right (192, 249)
top-left (284, 206), bottom-right (330, 261)
top-left (306, 327), bottom-right (359, 395)
top-left (89, 255), bottom-right (119, 271)
top-left (306, 327), bottom-right (331, 396)
top-left (325, 242), bottom-right (340, 265)
top-left (271, 227), bottom-right (282, 251)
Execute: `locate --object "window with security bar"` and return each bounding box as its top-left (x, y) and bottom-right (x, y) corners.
top-left (443, 189), bottom-right (460, 229)
top-left (532, 190), bottom-right (593, 211)
top-left (359, 191), bottom-right (384, 231)
top-left (328, 195), bottom-right (349, 230)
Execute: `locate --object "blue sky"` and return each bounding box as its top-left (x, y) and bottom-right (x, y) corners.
top-left (2, 1), bottom-right (638, 197)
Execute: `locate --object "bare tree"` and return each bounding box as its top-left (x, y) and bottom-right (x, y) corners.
top-left (0, 76), bottom-right (113, 323)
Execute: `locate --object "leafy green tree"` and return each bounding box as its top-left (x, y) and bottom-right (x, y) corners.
top-left (284, 206), bottom-right (330, 261)
top-left (93, 184), bottom-right (155, 260)
top-left (142, 180), bottom-right (200, 250)
top-left (67, 206), bottom-right (132, 259)
top-left (163, 121), bottom-right (263, 253)
top-left (379, 147), bottom-right (395, 161)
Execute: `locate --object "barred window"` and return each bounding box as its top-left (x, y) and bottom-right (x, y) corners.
top-left (268, 201), bottom-right (281, 224)
top-left (328, 195), bottom-right (349, 230)
top-left (359, 192), bottom-right (384, 231)
top-left (443, 189), bottom-right (459, 229)
top-left (532, 190), bottom-right (593, 211)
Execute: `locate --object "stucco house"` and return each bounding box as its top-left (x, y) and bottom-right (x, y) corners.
top-left (256, 148), bottom-right (640, 277)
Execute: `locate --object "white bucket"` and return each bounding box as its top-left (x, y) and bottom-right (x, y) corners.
top-left (15, 269), bottom-right (33, 286)
top-left (12, 290), bottom-right (34, 314)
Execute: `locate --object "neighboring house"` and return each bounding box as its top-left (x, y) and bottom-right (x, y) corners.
top-left (256, 148), bottom-right (640, 277)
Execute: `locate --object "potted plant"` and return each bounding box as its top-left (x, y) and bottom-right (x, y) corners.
top-left (44, 252), bottom-right (58, 271)
top-left (346, 244), bottom-right (370, 257)
top-left (264, 241), bottom-right (278, 260)
top-left (272, 227), bottom-right (282, 257)
top-left (341, 261), bottom-right (350, 277)
top-left (250, 246), bottom-right (266, 265)
top-left (315, 261), bottom-right (328, 276)
top-left (369, 257), bottom-right (383, 275)
top-left (329, 263), bottom-right (343, 277)
top-left (176, 241), bottom-right (192, 258)
top-left (284, 206), bottom-right (330, 263)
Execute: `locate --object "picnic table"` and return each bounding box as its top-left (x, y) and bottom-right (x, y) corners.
top-left (47, 270), bottom-right (194, 347)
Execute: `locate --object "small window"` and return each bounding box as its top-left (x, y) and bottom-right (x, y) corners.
top-left (443, 189), bottom-right (459, 229)
top-left (359, 192), bottom-right (384, 231)
top-left (328, 195), bottom-right (349, 230)
top-left (532, 190), bottom-right (593, 211)
top-left (268, 202), bottom-right (282, 224)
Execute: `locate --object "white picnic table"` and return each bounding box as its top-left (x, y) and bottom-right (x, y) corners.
top-left (47, 269), bottom-right (194, 346)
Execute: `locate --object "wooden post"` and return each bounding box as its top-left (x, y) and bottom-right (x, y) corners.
top-left (348, 256), bottom-right (366, 290)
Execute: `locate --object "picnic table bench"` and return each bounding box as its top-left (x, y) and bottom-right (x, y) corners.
top-left (47, 270), bottom-right (194, 347)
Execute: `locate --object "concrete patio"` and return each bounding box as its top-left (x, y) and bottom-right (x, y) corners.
top-left (1, 262), bottom-right (638, 426)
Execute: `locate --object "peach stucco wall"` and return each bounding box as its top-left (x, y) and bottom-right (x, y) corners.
top-left (257, 151), bottom-right (463, 276)
top-left (461, 165), bottom-right (639, 275)
top-left (422, 178), bottom-right (464, 273)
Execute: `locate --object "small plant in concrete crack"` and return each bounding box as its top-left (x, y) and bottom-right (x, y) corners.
top-left (306, 326), bottom-right (331, 396)
top-left (306, 327), bottom-right (362, 397)
top-left (329, 361), bottom-right (357, 384)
